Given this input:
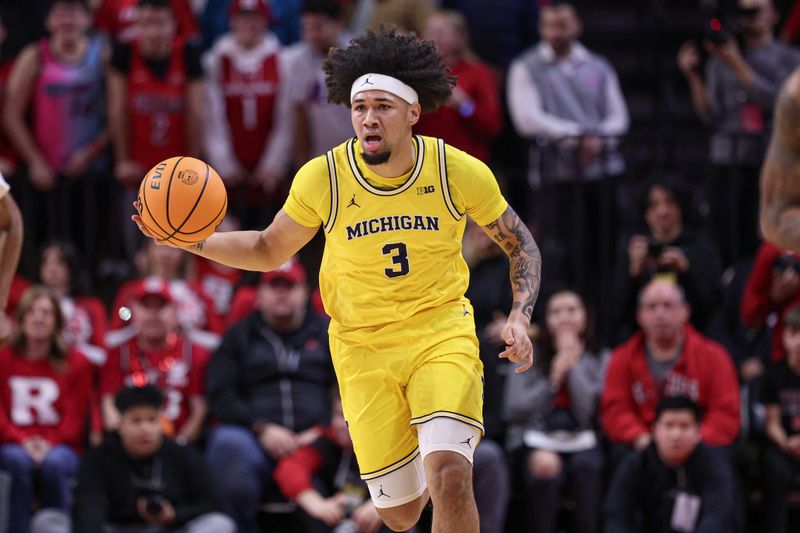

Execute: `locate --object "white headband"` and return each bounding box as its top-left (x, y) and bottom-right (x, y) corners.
top-left (350, 73), bottom-right (419, 105)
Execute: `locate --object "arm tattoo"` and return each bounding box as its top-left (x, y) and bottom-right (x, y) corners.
top-left (482, 206), bottom-right (542, 320)
top-left (761, 71), bottom-right (800, 250)
top-left (193, 240), bottom-right (206, 251)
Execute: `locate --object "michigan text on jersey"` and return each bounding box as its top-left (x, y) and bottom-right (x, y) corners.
top-left (345, 215), bottom-right (440, 240)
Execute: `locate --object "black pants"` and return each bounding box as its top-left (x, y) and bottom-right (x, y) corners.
top-left (763, 444), bottom-right (800, 533)
top-left (524, 447), bottom-right (604, 533)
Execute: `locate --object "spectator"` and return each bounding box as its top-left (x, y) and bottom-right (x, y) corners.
top-left (0, 286), bottom-right (93, 533)
top-left (273, 391), bottom-right (386, 533)
top-left (111, 241), bottom-right (223, 347)
top-left (203, 0), bottom-right (288, 228)
top-left (101, 277), bottom-right (209, 446)
top-left (204, 257), bottom-right (335, 533)
top-left (741, 241), bottom-right (800, 362)
top-left (94, 0), bottom-right (199, 44)
top-left (3, 0), bottom-right (109, 265)
top-left (506, 0), bottom-right (628, 304)
top-left (279, 0), bottom-right (352, 169)
top-left (504, 290), bottom-right (607, 533)
top-left (601, 279), bottom-right (740, 463)
top-left (415, 10), bottom-right (502, 163)
top-left (32, 385), bottom-right (235, 533)
top-left (605, 396), bottom-right (734, 533)
top-left (507, 0), bottom-right (629, 181)
top-left (0, 170), bottom-right (22, 342)
top-left (760, 304), bottom-right (800, 533)
top-left (611, 179), bottom-right (722, 343)
top-left (38, 241), bottom-right (107, 365)
top-left (677, 0), bottom-right (800, 263)
top-left (107, 0), bottom-right (204, 258)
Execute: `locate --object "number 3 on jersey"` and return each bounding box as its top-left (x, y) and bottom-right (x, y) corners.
top-left (382, 243), bottom-right (409, 278)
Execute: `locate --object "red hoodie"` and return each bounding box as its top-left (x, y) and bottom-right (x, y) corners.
top-left (601, 325), bottom-right (740, 446)
top-left (741, 241), bottom-right (800, 361)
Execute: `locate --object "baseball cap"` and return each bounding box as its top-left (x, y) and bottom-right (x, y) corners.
top-left (260, 258), bottom-right (307, 286)
top-left (132, 276), bottom-right (173, 304)
top-left (229, 0), bottom-right (270, 18)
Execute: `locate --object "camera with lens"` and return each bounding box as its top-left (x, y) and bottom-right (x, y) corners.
top-left (647, 240), bottom-right (664, 258)
top-left (704, 17), bottom-right (734, 45)
top-left (132, 476), bottom-right (166, 517)
top-left (773, 252), bottom-right (800, 274)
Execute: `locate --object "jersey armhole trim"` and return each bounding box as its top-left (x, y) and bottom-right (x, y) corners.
top-left (324, 150), bottom-right (339, 233)
top-left (437, 139), bottom-right (463, 221)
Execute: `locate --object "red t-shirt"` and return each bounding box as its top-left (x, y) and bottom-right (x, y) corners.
top-left (101, 334), bottom-right (208, 433)
top-left (94, 0), bottom-right (199, 43)
top-left (0, 347), bottom-right (94, 449)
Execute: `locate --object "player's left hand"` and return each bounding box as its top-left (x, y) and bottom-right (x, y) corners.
top-left (499, 319), bottom-right (533, 373)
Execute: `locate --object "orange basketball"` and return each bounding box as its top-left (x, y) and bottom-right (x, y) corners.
top-left (136, 156), bottom-right (227, 245)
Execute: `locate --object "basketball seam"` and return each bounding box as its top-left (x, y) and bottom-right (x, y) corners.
top-left (164, 156), bottom-right (185, 231)
top-left (141, 182), bottom-right (180, 242)
top-left (175, 193), bottom-right (227, 235)
top-left (165, 161), bottom-right (210, 240)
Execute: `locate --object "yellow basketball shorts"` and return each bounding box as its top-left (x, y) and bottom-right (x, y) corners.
top-left (329, 300), bottom-right (485, 481)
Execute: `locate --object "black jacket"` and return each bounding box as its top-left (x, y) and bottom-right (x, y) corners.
top-left (206, 310), bottom-right (335, 431)
top-left (611, 230), bottom-right (722, 344)
top-left (72, 434), bottom-right (222, 533)
top-left (605, 443), bottom-right (733, 533)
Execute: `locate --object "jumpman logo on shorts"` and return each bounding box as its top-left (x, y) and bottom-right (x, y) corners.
top-left (460, 436), bottom-right (474, 449)
top-left (462, 304), bottom-right (471, 317)
top-left (377, 485), bottom-right (390, 498)
top-left (347, 194), bottom-right (361, 208)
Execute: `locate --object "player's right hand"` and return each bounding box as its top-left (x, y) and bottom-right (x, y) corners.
top-left (131, 201), bottom-right (181, 248)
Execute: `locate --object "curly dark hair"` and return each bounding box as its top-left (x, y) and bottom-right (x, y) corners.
top-left (322, 28), bottom-right (455, 112)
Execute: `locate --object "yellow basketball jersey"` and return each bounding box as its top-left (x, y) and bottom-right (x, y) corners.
top-left (283, 135), bottom-right (507, 330)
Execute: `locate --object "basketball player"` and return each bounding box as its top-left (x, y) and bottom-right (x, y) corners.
top-left (761, 68), bottom-right (800, 252)
top-left (133, 29), bottom-right (541, 532)
top-left (0, 171), bottom-right (22, 342)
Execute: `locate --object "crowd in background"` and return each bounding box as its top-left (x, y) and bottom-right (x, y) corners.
top-left (1, 0), bottom-right (800, 532)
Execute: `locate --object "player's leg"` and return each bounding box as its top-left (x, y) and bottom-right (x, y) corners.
top-left (406, 325), bottom-right (485, 533)
top-left (331, 334), bottom-right (429, 531)
top-left (418, 420), bottom-right (481, 533)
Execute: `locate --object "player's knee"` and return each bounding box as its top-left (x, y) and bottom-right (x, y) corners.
top-left (424, 451), bottom-right (472, 496)
top-left (528, 449), bottom-right (562, 480)
top-left (377, 501), bottom-right (425, 531)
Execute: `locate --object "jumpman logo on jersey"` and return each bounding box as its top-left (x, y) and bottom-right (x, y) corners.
top-left (460, 436), bottom-right (474, 449)
top-left (377, 485), bottom-right (390, 498)
top-left (462, 304), bottom-right (471, 317)
top-left (347, 194), bottom-right (361, 208)
top-left (362, 76), bottom-right (374, 86)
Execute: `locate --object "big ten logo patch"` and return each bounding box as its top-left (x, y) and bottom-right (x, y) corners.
top-left (417, 185), bottom-right (435, 195)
